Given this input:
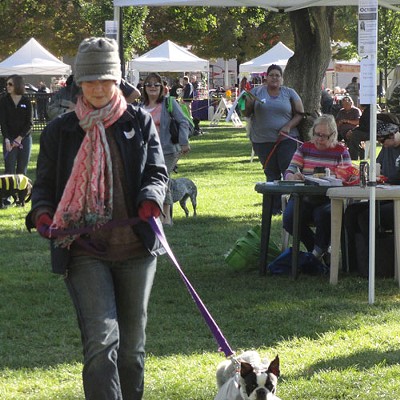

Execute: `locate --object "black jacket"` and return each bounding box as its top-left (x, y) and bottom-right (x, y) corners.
top-left (26, 105), bottom-right (168, 274)
top-left (0, 94), bottom-right (33, 140)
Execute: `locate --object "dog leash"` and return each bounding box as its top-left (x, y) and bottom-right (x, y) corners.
top-left (43, 215), bottom-right (235, 358)
top-left (263, 132), bottom-right (304, 170)
top-left (149, 217), bottom-right (235, 358)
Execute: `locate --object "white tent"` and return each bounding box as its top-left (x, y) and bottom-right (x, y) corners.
top-left (0, 38), bottom-right (71, 76)
top-left (129, 40), bottom-right (208, 72)
top-left (239, 42), bottom-right (294, 74)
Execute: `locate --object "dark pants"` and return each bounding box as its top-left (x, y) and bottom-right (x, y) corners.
top-left (346, 128), bottom-right (370, 160)
top-left (344, 201), bottom-right (394, 272)
top-left (252, 139), bottom-right (297, 213)
top-left (283, 196), bottom-right (331, 253)
top-left (65, 255), bottom-right (157, 400)
top-left (3, 135), bottom-right (32, 175)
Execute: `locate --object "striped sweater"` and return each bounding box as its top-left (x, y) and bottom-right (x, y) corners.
top-left (285, 141), bottom-right (352, 177)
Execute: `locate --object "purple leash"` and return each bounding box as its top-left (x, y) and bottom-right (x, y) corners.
top-left (149, 217), bottom-right (235, 358)
top-left (43, 215), bottom-right (235, 357)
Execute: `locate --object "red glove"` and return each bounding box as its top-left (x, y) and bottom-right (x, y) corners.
top-left (138, 200), bottom-right (161, 222)
top-left (36, 213), bottom-right (53, 239)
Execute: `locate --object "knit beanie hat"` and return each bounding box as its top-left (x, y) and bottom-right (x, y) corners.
top-left (74, 37), bottom-right (121, 84)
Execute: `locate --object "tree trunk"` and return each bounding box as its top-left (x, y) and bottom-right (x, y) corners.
top-left (284, 7), bottom-right (333, 140)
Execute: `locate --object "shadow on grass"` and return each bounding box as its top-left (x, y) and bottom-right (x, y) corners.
top-left (144, 215), bottom-right (400, 357)
top-left (299, 348), bottom-right (400, 378)
top-left (1, 209), bottom-right (399, 376)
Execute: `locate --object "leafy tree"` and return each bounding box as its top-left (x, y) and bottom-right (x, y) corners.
top-left (0, 1), bottom-right (148, 62)
top-left (143, 6), bottom-right (292, 65)
top-left (378, 8), bottom-right (400, 89)
top-left (0, 0), bottom-right (88, 58)
top-left (284, 7), bottom-right (334, 138)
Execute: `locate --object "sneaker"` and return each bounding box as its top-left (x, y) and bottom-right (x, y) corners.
top-left (300, 252), bottom-right (328, 275)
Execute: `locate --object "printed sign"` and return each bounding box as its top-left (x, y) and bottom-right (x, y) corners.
top-left (358, 0), bottom-right (378, 57)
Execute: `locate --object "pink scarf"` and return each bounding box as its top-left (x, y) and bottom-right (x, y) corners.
top-left (51, 91), bottom-right (127, 248)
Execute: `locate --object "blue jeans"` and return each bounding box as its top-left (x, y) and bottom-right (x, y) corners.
top-left (283, 197), bottom-right (331, 253)
top-left (3, 135), bottom-right (32, 175)
top-left (64, 255), bottom-right (157, 400)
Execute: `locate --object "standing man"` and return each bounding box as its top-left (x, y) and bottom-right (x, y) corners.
top-left (345, 76), bottom-right (360, 107)
top-left (190, 75), bottom-right (199, 98)
top-left (182, 75), bottom-right (194, 117)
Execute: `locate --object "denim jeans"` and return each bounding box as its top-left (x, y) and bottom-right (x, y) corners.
top-left (252, 139), bottom-right (297, 213)
top-left (64, 255), bottom-right (157, 400)
top-left (3, 134), bottom-right (32, 175)
top-left (283, 196), bottom-right (331, 253)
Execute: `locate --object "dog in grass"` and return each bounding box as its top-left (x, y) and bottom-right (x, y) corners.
top-left (170, 177), bottom-right (197, 217)
top-left (215, 351), bottom-right (281, 400)
top-left (0, 174), bottom-right (32, 208)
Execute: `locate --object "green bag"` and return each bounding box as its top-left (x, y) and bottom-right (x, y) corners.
top-left (225, 225), bottom-right (280, 272)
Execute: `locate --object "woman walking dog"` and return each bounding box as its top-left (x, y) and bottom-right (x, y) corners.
top-left (26, 37), bottom-right (168, 400)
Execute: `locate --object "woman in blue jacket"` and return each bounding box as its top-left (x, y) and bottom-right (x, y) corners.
top-left (26, 37), bottom-right (168, 400)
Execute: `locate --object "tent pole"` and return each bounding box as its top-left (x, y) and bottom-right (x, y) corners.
top-left (114, 6), bottom-right (125, 77)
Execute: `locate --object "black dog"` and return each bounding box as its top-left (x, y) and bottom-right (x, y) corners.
top-left (170, 177), bottom-right (197, 217)
top-left (0, 174), bottom-right (32, 208)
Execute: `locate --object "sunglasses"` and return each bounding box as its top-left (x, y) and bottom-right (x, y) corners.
top-left (7, 82), bottom-right (13, 86)
top-left (145, 82), bottom-right (162, 87)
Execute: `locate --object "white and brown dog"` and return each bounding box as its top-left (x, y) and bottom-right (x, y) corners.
top-left (215, 351), bottom-right (281, 400)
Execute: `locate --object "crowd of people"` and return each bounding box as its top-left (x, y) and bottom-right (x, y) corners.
top-left (2, 36), bottom-right (400, 398)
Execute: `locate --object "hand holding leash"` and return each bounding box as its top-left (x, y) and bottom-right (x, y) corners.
top-left (138, 200), bottom-right (161, 221)
top-left (36, 213), bottom-right (53, 239)
top-left (12, 136), bottom-right (23, 148)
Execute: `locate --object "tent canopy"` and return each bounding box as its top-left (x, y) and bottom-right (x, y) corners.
top-left (130, 40), bottom-right (208, 72)
top-left (239, 41), bottom-right (293, 74)
top-left (0, 38), bottom-right (71, 76)
top-left (114, 0), bottom-right (400, 12)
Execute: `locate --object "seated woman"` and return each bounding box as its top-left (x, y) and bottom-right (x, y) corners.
top-left (335, 95), bottom-right (361, 141)
top-left (283, 114), bottom-right (352, 261)
top-left (344, 121), bottom-right (400, 274)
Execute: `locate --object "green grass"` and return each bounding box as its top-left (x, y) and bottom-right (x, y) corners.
top-left (1, 122), bottom-right (400, 399)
